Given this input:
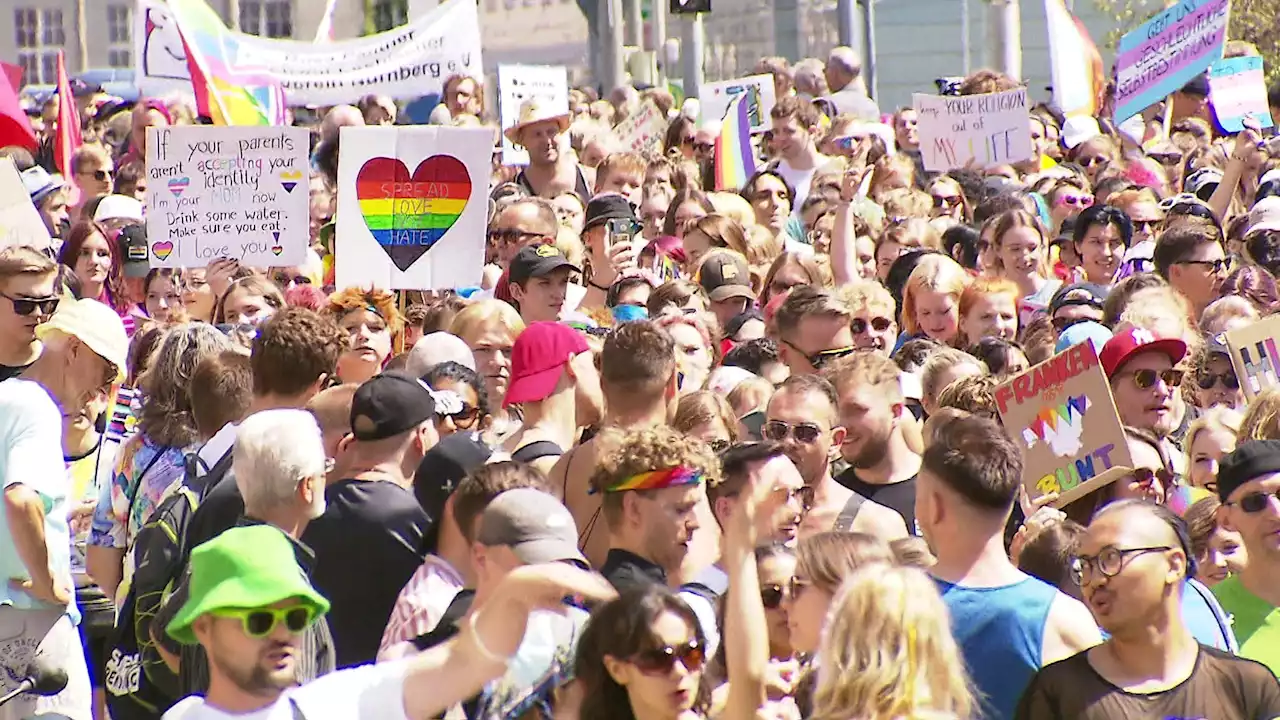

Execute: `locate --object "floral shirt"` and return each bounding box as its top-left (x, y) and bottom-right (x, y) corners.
top-left (88, 434), bottom-right (187, 552)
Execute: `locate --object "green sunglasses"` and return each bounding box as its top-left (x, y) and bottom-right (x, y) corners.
top-left (213, 605), bottom-right (316, 638)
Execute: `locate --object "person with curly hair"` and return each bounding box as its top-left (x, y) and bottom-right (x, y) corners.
top-left (325, 287), bottom-right (403, 385)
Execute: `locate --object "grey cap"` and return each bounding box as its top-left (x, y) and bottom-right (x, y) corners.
top-left (405, 332), bottom-right (477, 377)
top-left (476, 489), bottom-right (587, 566)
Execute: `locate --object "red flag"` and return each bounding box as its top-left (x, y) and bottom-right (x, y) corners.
top-left (54, 50), bottom-right (82, 180)
top-left (0, 62), bottom-right (22, 93)
top-left (0, 62), bottom-right (35, 151)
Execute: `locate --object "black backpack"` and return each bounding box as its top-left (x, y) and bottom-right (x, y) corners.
top-left (104, 448), bottom-right (232, 719)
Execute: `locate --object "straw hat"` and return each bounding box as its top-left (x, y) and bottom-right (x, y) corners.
top-left (504, 99), bottom-right (570, 145)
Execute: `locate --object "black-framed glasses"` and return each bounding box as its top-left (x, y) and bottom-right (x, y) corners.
top-left (1070, 545), bottom-right (1173, 585)
top-left (1229, 488), bottom-right (1280, 514)
top-left (0, 292), bottom-right (60, 317)
top-left (1126, 368), bottom-right (1184, 390)
top-left (1196, 372), bottom-right (1240, 391)
top-left (760, 584), bottom-right (787, 609)
top-left (762, 420), bottom-right (823, 444)
top-left (852, 317), bottom-right (892, 334)
top-left (630, 640), bottom-right (705, 675)
top-left (1176, 258), bottom-right (1229, 274)
top-left (212, 605), bottom-right (316, 638)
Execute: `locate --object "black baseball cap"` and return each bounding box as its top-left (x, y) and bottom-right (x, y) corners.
top-left (583, 192), bottom-right (638, 231)
top-left (413, 433), bottom-right (492, 551)
top-left (1049, 282), bottom-right (1107, 315)
top-left (350, 371), bottom-right (437, 441)
top-left (117, 223), bottom-right (150, 278)
top-left (509, 244), bottom-right (580, 285)
top-left (1217, 439), bottom-right (1280, 503)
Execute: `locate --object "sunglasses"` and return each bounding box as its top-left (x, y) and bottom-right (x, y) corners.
top-left (1150, 153), bottom-right (1183, 166)
top-left (1196, 372), bottom-right (1240, 391)
top-left (852, 317), bottom-right (892, 334)
top-left (1229, 488), bottom-right (1280, 513)
top-left (272, 272), bottom-right (312, 286)
top-left (213, 604), bottom-right (315, 638)
top-left (631, 640), bottom-right (706, 675)
top-left (1131, 219), bottom-right (1161, 232)
top-left (777, 484), bottom-right (815, 511)
top-left (763, 420), bottom-right (823, 444)
top-left (1177, 258), bottom-right (1229, 274)
top-left (1126, 368), bottom-right (1184, 390)
top-left (487, 228), bottom-right (542, 245)
top-left (760, 584), bottom-right (787, 609)
top-left (444, 404), bottom-right (482, 429)
top-left (82, 168), bottom-right (112, 182)
top-left (1078, 156), bottom-right (1107, 168)
top-left (1126, 466), bottom-right (1177, 489)
top-left (1056, 194), bottom-right (1095, 208)
top-left (783, 340), bottom-right (855, 370)
top-left (1, 292), bottom-right (60, 317)
top-left (932, 194), bottom-right (961, 209)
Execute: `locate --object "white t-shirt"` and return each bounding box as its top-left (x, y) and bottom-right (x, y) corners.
top-left (163, 661), bottom-right (409, 720)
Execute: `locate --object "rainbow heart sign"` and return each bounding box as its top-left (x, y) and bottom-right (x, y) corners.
top-left (168, 177), bottom-right (190, 197)
top-left (152, 241), bottom-right (174, 261)
top-left (279, 170), bottom-right (302, 193)
top-left (356, 155), bottom-right (471, 272)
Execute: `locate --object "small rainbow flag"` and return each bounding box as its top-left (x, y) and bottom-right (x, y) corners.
top-left (714, 93), bottom-right (757, 191)
top-left (170, 0), bottom-right (286, 126)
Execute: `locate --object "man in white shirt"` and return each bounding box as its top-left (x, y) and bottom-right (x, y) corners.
top-left (769, 96), bottom-right (837, 218)
top-left (163, 525), bottom-right (614, 720)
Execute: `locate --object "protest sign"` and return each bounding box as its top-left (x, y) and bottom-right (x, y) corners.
top-left (913, 88), bottom-right (1034, 172)
top-left (498, 65), bottom-right (569, 166)
top-left (1225, 315), bottom-right (1280, 399)
top-left (1113, 0), bottom-right (1230, 124)
top-left (994, 341), bottom-right (1134, 506)
top-left (1209, 55), bottom-right (1274, 132)
top-left (613, 101), bottom-right (666, 158)
top-left (144, 126), bottom-right (310, 268)
top-left (136, 0), bottom-right (483, 107)
top-left (0, 158), bottom-right (52, 252)
top-left (702, 75), bottom-right (776, 134)
top-left (336, 126), bottom-right (489, 290)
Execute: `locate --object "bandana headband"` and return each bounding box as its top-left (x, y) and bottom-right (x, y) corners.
top-left (591, 466), bottom-right (704, 495)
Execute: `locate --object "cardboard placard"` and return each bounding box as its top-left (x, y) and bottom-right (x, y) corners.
top-left (702, 75), bottom-right (776, 134)
top-left (1113, 0), bottom-right (1230, 123)
top-left (994, 341), bottom-right (1134, 505)
top-left (144, 126), bottom-right (310, 268)
top-left (1209, 55), bottom-right (1274, 132)
top-left (497, 64), bottom-right (569, 166)
top-left (913, 88), bottom-right (1034, 172)
top-left (335, 125), bottom-right (489, 291)
top-left (1225, 315), bottom-right (1280, 399)
top-left (0, 159), bottom-right (53, 253)
top-left (613, 102), bottom-right (666, 158)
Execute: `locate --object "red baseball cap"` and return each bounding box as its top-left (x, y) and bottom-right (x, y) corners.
top-left (1099, 327), bottom-right (1188, 379)
top-left (503, 322), bottom-right (590, 407)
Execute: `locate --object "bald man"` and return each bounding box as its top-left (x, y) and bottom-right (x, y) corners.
top-left (1018, 501), bottom-right (1280, 719)
top-left (320, 105), bottom-right (365, 144)
top-left (823, 46), bottom-right (880, 122)
top-left (306, 383), bottom-right (358, 483)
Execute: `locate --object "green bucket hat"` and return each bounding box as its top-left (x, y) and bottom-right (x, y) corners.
top-left (167, 525), bottom-right (330, 645)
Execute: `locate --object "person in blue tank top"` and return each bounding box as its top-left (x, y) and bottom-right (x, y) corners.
top-left (916, 414), bottom-right (1102, 720)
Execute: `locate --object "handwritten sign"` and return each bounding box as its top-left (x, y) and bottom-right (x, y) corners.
top-left (1113, 0), bottom-right (1230, 124)
top-left (614, 101), bottom-right (666, 159)
top-left (994, 341), bottom-right (1134, 506)
top-left (144, 126), bottom-right (309, 268)
top-left (336, 125), bottom-right (489, 290)
top-left (1225, 315), bottom-right (1280, 399)
top-left (1209, 55), bottom-right (1274, 132)
top-left (913, 88), bottom-right (1034, 172)
top-left (703, 75), bottom-right (776, 134)
top-left (497, 64), bottom-right (569, 166)
top-left (0, 158), bottom-right (53, 253)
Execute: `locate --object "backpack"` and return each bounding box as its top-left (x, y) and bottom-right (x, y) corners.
top-left (104, 448), bottom-right (232, 720)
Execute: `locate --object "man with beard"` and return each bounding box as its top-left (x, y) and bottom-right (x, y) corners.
top-left (765, 374), bottom-right (907, 540)
top-left (1100, 327), bottom-right (1187, 459)
top-left (162, 526), bottom-right (615, 720)
top-left (508, 100), bottom-right (592, 201)
top-left (1017, 501), bottom-right (1280, 718)
top-left (825, 353), bottom-right (921, 533)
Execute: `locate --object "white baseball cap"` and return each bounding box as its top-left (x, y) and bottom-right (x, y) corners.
top-left (93, 194), bottom-right (144, 224)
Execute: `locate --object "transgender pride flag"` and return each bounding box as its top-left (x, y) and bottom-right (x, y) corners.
top-left (1044, 0), bottom-right (1105, 117)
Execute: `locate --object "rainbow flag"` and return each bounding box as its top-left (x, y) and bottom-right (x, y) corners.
top-left (713, 93), bottom-right (756, 190)
top-left (1044, 0), bottom-right (1105, 117)
top-left (169, 0), bottom-right (286, 126)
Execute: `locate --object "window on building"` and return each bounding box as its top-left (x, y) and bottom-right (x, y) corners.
top-left (13, 8), bottom-right (63, 84)
top-left (108, 49), bottom-right (131, 68)
top-left (107, 5), bottom-right (132, 68)
top-left (41, 9), bottom-right (65, 45)
top-left (14, 9), bottom-right (37, 48)
top-left (372, 0), bottom-right (408, 31)
top-left (241, 1), bottom-right (292, 38)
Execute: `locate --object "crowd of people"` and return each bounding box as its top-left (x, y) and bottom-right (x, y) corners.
top-left (3, 40), bottom-right (1280, 720)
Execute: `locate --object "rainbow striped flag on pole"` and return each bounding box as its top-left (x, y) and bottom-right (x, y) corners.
top-left (169, 0), bottom-right (287, 126)
top-left (713, 92), bottom-right (757, 191)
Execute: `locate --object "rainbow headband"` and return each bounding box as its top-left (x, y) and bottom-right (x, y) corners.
top-left (592, 466), bottom-right (705, 494)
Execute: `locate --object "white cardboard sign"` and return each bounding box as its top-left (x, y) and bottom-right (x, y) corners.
top-left (702, 74), bottom-right (777, 133)
top-left (0, 159), bottom-right (53, 253)
top-left (144, 126), bottom-right (310, 268)
top-left (336, 126), bottom-right (489, 291)
top-left (913, 87), bottom-right (1034, 172)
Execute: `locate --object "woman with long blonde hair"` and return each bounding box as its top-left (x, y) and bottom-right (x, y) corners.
top-left (810, 565), bottom-right (975, 720)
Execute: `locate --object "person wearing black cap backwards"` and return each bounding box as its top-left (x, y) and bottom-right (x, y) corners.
top-left (506, 245), bottom-right (580, 325)
top-left (301, 372), bottom-right (437, 669)
top-left (1018, 500), bottom-right (1280, 718)
top-left (1213, 440), bottom-right (1280, 675)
